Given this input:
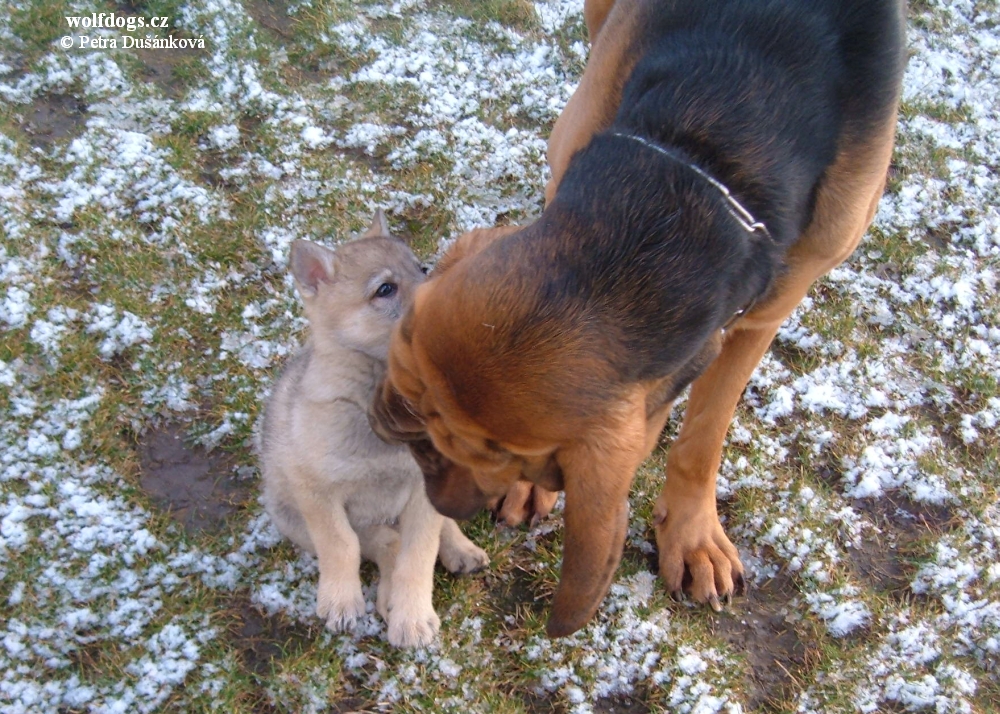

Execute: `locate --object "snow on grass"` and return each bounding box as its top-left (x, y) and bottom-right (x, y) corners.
top-left (0, 0), bottom-right (998, 711)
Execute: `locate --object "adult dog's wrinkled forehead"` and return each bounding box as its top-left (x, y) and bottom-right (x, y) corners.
top-left (369, 294), bottom-right (494, 520)
top-left (369, 228), bottom-right (528, 518)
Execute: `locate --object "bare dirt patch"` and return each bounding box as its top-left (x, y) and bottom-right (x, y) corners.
top-left (491, 565), bottom-right (551, 630)
top-left (23, 94), bottom-right (87, 147)
top-left (595, 694), bottom-right (651, 713)
top-left (247, 0), bottom-right (297, 40)
top-left (106, 3), bottom-right (207, 98)
top-left (198, 115), bottom-right (262, 188)
top-left (131, 46), bottom-right (205, 99)
top-left (521, 690), bottom-right (563, 713)
top-left (849, 492), bottom-right (957, 598)
top-left (137, 422), bottom-right (253, 534)
top-left (338, 145), bottom-right (391, 172)
top-left (856, 492), bottom-right (957, 539)
top-left (66, 638), bottom-right (120, 680)
top-left (227, 593), bottom-right (315, 677)
top-left (249, 0), bottom-right (334, 85)
top-left (199, 151), bottom-right (240, 191)
top-left (329, 697), bottom-right (374, 713)
top-left (711, 570), bottom-right (810, 712)
top-left (848, 538), bottom-right (911, 599)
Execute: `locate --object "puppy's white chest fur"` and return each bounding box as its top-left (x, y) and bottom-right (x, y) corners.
top-left (262, 343), bottom-right (422, 527)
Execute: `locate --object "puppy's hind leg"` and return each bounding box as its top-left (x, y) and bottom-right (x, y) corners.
top-left (438, 518), bottom-right (488, 574)
top-left (386, 489), bottom-right (444, 647)
top-left (262, 470), bottom-right (316, 554)
top-left (357, 524), bottom-right (401, 621)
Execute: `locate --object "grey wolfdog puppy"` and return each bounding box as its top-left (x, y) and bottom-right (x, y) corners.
top-left (259, 212), bottom-right (488, 647)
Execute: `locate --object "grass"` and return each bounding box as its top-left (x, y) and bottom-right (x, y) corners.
top-left (9, 0), bottom-right (70, 55)
top-left (1, 0), bottom-right (999, 712)
top-left (442, 0), bottom-right (540, 33)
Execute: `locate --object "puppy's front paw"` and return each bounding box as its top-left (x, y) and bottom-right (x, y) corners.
top-left (386, 598), bottom-right (440, 648)
top-left (316, 578), bottom-right (366, 632)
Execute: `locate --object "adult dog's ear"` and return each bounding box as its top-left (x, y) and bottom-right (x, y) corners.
top-left (545, 407), bottom-right (645, 637)
top-left (433, 225), bottom-right (521, 276)
top-left (369, 377), bottom-right (426, 444)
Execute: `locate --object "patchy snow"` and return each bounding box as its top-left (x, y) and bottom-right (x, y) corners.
top-left (1, 0), bottom-right (998, 711)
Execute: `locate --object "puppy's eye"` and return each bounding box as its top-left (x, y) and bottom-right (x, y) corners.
top-left (420, 265), bottom-right (430, 275)
top-left (374, 282), bottom-right (397, 298)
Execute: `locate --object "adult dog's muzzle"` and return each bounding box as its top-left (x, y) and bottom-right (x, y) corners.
top-left (370, 378), bottom-right (490, 520)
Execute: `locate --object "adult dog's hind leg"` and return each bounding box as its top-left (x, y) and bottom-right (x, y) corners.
top-left (545, 1), bottom-right (641, 203)
top-left (584, 0), bottom-right (617, 40)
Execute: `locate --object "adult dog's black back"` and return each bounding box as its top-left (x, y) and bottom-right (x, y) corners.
top-left (482, 0), bottom-right (907, 386)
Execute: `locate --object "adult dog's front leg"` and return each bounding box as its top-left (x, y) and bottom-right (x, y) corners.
top-left (654, 115), bottom-right (898, 608)
top-left (653, 325), bottom-right (782, 607)
top-left (493, 480), bottom-right (559, 527)
top-left (653, 320), bottom-right (786, 607)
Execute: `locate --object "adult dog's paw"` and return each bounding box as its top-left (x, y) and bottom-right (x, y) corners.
top-left (653, 498), bottom-right (746, 610)
top-left (492, 481), bottom-right (558, 527)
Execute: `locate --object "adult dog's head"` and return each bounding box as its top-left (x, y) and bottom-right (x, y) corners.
top-left (369, 226), bottom-right (567, 519)
top-left (368, 221), bottom-right (656, 638)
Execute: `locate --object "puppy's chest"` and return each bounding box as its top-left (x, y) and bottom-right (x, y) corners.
top-left (342, 454), bottom-right (421, 526)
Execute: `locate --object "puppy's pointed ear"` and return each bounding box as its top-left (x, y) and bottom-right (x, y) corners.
top-left (290, 239), bottom-right (336, 297)
top-left (362, 209), bottom-right (390, 238)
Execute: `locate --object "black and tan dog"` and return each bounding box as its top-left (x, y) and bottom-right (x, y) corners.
top-left (371, 0), bottom-right (906, 637)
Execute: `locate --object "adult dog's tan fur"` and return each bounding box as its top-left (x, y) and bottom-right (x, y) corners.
top-left (372, 0), bottom-right (905, 636)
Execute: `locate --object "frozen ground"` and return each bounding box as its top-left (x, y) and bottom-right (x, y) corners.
top-left (0, 0), bottom-right (998, 712)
